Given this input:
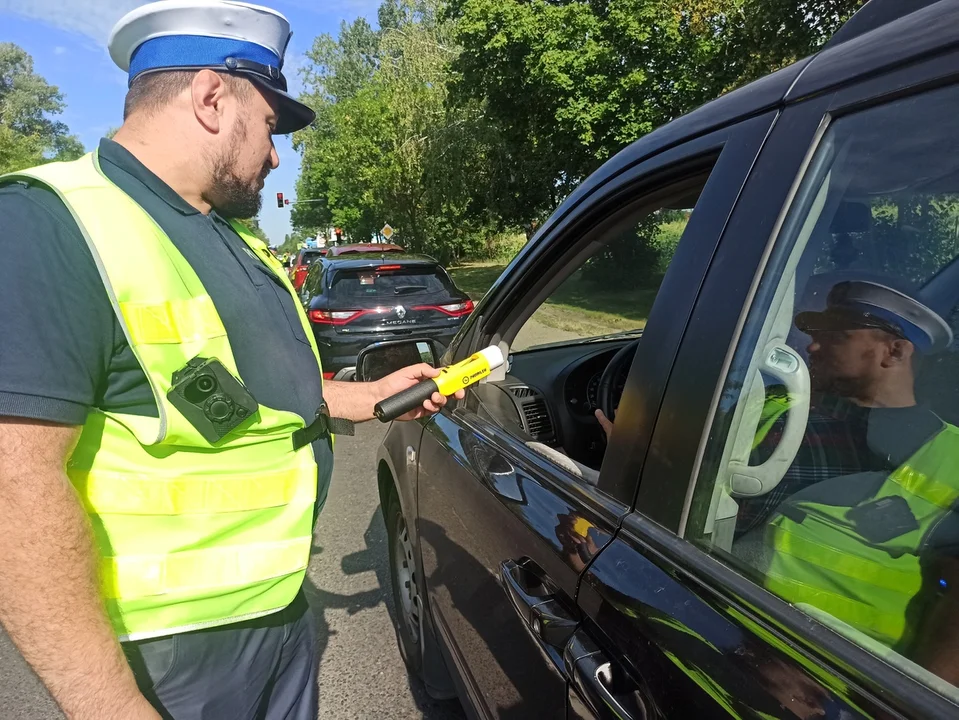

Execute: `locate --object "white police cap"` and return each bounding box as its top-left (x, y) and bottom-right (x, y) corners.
top-left (108, 1), bottom-right (314, 133)
top-left (796, 280), bottom-right (954, 354)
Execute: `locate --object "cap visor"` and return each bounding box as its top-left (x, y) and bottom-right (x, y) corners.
top-left (245, 74), bottom-right (315, 134)
top-left (795, 308), bottom-right (865, 334)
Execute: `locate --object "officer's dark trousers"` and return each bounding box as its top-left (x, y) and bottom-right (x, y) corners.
top-left (123, 590), bottom-right (318, 720)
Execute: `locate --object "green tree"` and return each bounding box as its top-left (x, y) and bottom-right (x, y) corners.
top-left (0, 43), bottom-right (84, 174)
top-left (238, 215), bottom-right (270, 244)
top-left (279, 227), bottom-right (318, 254)
top-left (447, 0), bottom-right (865, 230)
top-left (294, 0), bottom-right (500, 264)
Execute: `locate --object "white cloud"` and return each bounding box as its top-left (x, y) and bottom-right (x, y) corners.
top-left (0, 0), bottom-right (382, 46)
top-left (282, 45), bottom-right (310, 97)
top-left (0, 0), bottom-right (149, 44)
top-left (53, 46), bottom-right (67, 55)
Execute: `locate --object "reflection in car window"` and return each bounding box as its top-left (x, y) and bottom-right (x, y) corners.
top-left (688, 84), bottom-right (959, 698)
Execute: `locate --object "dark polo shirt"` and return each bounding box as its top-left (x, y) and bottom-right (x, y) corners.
top-left (0, 138), bottom-right (333, 510)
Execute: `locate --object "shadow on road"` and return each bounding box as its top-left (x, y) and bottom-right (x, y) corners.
top-left (304, 505), bottom-right (463, 719)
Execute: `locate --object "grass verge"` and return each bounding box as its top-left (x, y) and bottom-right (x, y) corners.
top-left (448, 262), bottom-right (655, 337)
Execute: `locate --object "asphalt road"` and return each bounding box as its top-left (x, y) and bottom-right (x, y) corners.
top-left (0, 422), bottom-right (465, 720)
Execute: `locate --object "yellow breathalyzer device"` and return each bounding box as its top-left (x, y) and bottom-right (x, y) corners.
top-left (374, 346), bottom-right (505, 422)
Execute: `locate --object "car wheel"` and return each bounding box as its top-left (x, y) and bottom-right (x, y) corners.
top-left (385, 488), bottom-right (424, 676)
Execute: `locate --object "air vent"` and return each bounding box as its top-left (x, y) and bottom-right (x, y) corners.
top-left (510, 386), bottom-right (535, 399)
top-left (521, 399), bottom-right (553, 438)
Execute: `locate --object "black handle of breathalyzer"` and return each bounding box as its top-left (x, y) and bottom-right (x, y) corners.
top-left (374, 379), bottom-right (440, 422)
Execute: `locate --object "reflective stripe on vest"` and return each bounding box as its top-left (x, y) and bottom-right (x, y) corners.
top-left (3, 154), bottom-right (325, 640)
top-left (764, 424), bottom-right (959, 648)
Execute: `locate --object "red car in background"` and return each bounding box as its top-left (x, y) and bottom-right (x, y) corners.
top-left (290, 248), bottom-right (327, 290)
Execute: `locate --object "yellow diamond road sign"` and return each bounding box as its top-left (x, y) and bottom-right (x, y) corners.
top-left (381, 224), bottom-right (394, 239)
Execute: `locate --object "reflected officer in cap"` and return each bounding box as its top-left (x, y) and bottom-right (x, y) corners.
top-left (796, 280), bottom-right (952, 408)
top-left (756, 282), bottom-right (959, 663)
top-left (0, 3), bottom-right (460, 719)
top-left (736, 279), bottom-right (953, 537)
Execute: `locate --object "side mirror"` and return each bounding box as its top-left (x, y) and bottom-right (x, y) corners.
top-left (356, 339), bottom-right (444, 382)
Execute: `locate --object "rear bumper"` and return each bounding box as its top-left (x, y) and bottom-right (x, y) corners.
top-left (314, 328), bottom-right (460, 375)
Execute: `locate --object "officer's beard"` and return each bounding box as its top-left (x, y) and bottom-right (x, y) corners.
top-left (207, 119), bottom-right (269, 219)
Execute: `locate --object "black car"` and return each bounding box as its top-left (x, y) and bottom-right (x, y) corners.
top-left (301, 253), bottom-right (473, 378)
top-left (363, 1), bottom-right (959, 717)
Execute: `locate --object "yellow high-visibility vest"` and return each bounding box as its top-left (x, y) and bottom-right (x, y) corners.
top-left (4, 152), bottom-right (325, 641)
top-left (765, 423), bottom-right (959, 648)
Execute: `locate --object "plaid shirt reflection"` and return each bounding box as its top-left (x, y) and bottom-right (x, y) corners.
top-left (735, 393), bottom-right (885, 536)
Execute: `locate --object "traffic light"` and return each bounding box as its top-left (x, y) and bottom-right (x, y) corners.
top-left (276, 192), bottom-right (284, 208)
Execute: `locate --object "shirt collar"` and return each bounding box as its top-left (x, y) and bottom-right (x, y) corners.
top-left (97, 138), bottom-right (201, 216)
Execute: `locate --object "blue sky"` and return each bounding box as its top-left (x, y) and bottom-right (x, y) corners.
top-left (0, 0), bottom-right (378, 245)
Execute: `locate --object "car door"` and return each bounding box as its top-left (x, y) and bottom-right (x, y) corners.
top-left (415, 111), bottom-right (777, 719)
top-left (575, 42), bottom-right (959, 720)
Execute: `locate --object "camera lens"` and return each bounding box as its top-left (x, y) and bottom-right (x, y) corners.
top-left (183, 372), bottom-right (219, 404)
top-left (195, 376), bottom-right (216, 394)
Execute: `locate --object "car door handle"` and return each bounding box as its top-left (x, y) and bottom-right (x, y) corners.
top-left (501, 559), bottom-right (578, 649)
top-left (565, 631), bottom-right (648, 720)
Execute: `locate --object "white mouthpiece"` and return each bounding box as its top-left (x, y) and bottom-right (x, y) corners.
top-left (479, 345), bottom-right (505, 370)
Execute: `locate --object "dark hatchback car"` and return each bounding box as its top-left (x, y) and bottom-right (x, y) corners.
top-left (301, 254), bottom-right (473, 378)
top-left (366, 1), bottom-right (959, 718)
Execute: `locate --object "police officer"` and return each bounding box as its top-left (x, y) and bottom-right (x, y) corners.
top-left (0, 3), bottom-right (461, 718)
top-left (752, 281), bottom-right (959, 669)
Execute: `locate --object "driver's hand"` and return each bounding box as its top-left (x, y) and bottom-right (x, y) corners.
top-left (595, 408), bottom-right (614, 440)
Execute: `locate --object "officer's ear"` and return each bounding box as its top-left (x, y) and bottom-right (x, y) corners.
top-left (884, 337), bottom-right (915, 367)
top-left (191, 69), bottom-right (228, 134)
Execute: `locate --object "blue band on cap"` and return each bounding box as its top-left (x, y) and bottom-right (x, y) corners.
top-left (846, 302), bottom-right (932, 352)
top-left (129, 35), bottom-right (280, 84)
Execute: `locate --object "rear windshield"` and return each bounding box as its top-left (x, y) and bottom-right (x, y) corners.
top-left (330, 266), bottom-right (452, 299)
top-left (299, 251), bottom-right (324, 265)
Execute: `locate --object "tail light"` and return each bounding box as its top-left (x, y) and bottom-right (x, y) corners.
top-left (308, 308), bottom-right (390, 325)
top-left (322, 372), bottom-right (335, 379)
top-left (412, 299), bottom-right (474, 317)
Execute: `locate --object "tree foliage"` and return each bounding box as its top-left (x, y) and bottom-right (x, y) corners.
top-left (448, 0), bottom-right (865, 230)
top-left (0, 43), bottom-right (84, 174)
top-left (294, 0), bottom-right (504, 264)
top-left (292, 0), bottom-right (866, 264)
top-left (238, 215), bottom-right (270, 244)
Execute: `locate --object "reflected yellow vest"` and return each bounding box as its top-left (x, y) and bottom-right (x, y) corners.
top-left (4, 153), bottom-right (323, 641)
top-left (764, 424), bottom-right (959, 648)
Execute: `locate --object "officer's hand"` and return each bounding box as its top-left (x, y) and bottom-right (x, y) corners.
top-left (377, 363), bottom-right (466, 421)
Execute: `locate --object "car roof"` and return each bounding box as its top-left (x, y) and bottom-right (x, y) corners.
top-left (822, 0), bottom-right (943, 49)
top-left (328, 243), bottom-right (404, 256)
top-left (323, 253), bottom-right (440, 270)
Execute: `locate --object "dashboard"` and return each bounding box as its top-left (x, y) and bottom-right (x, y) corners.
top-left (506, 339), bottom-right (636, 469)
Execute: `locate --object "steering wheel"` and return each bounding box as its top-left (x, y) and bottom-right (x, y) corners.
top-left (598, 339), bottom-right (640, 423)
